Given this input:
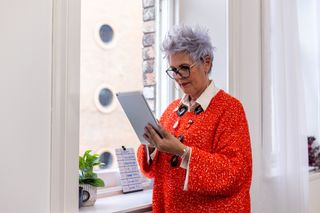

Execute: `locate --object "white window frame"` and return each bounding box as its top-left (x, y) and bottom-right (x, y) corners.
top-left (228, 0), bottom-right (262, 212)
top-left (51, 0), bottom-right (81, 212)
top-left (155, 0), bottom-right (181, 117)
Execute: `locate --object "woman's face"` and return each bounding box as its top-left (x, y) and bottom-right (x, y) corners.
top-left (168, 52), bottom-right (211, 100)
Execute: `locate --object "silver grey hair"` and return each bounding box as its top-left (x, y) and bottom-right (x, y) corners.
top-left (162, 25), bottom-right (215, 72)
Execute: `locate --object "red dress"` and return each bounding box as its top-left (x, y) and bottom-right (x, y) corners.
top-left (137, 90), bottom-right (252, 212)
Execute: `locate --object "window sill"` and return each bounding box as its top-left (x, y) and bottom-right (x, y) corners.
top-left (310, 171), bottom-right (320, 181)
top-left (79, 189), bottom-right (152, 213)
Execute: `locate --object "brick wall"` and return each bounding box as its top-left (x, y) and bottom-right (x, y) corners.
top-left (142, 0), bottom-right (156, 112)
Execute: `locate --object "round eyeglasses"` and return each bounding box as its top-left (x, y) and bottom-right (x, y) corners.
top-left (166, 62), bottom-right (197, 79)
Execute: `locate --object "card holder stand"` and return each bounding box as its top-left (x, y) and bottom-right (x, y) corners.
top-left (115, 146), bottom-right (143, 194)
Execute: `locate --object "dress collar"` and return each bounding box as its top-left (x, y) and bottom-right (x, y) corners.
top-left (174, 81), bottom-right (220, 112)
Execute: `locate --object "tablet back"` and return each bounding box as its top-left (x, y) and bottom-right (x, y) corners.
top-left (116, 91), bottom-right (159, 144)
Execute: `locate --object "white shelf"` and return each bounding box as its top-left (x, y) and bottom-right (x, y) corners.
top-left (79, 189), bottom-right (152, 213)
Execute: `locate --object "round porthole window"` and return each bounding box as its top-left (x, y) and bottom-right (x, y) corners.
top-left (99, 151), bottom-right (113, 169)
top-left (94, 22), bottom-right (117, 49)
top-left (99, 88), bottom-right (113, 107)
top-left (99, 24), bottom-right (114, 44)
top-left (94, 84), bottom-right (116, 113)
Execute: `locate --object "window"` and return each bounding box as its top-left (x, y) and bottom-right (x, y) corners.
top-left (98, 88), bottom-right (113, 107)
top-left (99, 24), bottom-right (114, 44)
top-left (99, 151), bottom-right (113, 169)
top-left (80, 0), bottom-right (156, 194)
top-left (94, 85), bottom-right (116, 113)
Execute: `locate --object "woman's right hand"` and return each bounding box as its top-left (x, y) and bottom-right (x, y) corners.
top-left (143, 123), bottom-right (187, 156)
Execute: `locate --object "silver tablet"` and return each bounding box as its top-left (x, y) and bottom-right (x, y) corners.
top-left (116, 91), bottom-right (162, 144)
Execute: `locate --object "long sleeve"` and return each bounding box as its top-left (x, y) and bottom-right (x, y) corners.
top-left (137, 144), bottom-right (158, 178)
top-left (187, 102), bottom-right (252, 196)
top-left (180, 148), bottom-right (192, 190)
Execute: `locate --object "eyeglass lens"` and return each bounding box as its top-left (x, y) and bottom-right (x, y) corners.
top-left (167, 65), bottom-right (191, 79)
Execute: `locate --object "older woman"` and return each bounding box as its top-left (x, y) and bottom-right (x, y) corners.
top-left (137, 25), bottom-right (252, 212)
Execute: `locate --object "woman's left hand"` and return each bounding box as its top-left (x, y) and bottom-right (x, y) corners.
top-left (143, 123), bottom-right (186, 156)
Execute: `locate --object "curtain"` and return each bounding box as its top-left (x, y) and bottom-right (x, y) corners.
top-left (260, 0), bottom-right (320, 212)
top-left (297, 0), bottom-right (320, 142)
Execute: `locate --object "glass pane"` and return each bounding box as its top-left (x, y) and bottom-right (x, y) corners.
top-left (98, 88), bottom-right (113, 107)
top-left (99, 24), bottom-right (114, 43)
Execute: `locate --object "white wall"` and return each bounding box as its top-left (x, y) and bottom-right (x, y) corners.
top-left (178, 0), bottom-right (228, 91)
top-left (309, 174), bottom-right (320, 213)
top-left (0, 0), bottom-right (52, 212)
top-left (228, 0), bottom-right (262, 212)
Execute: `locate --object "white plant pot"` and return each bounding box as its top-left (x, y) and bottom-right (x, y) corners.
top-left (80, 184), bottom-right (97, 207)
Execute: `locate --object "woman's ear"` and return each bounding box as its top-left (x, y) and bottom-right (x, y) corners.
top-left (202, 56), bottom-right (212, 73)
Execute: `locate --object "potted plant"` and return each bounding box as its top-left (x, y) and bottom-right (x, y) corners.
top-left (79, 150), bottom-right (105, 207)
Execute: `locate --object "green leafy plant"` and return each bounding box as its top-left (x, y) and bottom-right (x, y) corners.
top-left (79, 150), bottom-right (105, 187)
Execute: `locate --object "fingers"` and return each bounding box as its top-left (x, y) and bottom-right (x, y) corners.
top-left (157, 123), bottom-right (168, 138)
top-left (143, 133), bottom-right (156, 147)
top-left (144, 124), bottom-right (159, 148)
top-left (144, 123), bottom-right (177, 153)
top-left (145, 124), bottom-right (162, 142)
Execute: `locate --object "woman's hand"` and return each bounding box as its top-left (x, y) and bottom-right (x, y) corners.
top-left (143, 123), bottom-right (186, 156)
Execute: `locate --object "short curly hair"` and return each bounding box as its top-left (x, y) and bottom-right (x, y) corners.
top-left (162, 25), bottom-right (215, 72)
